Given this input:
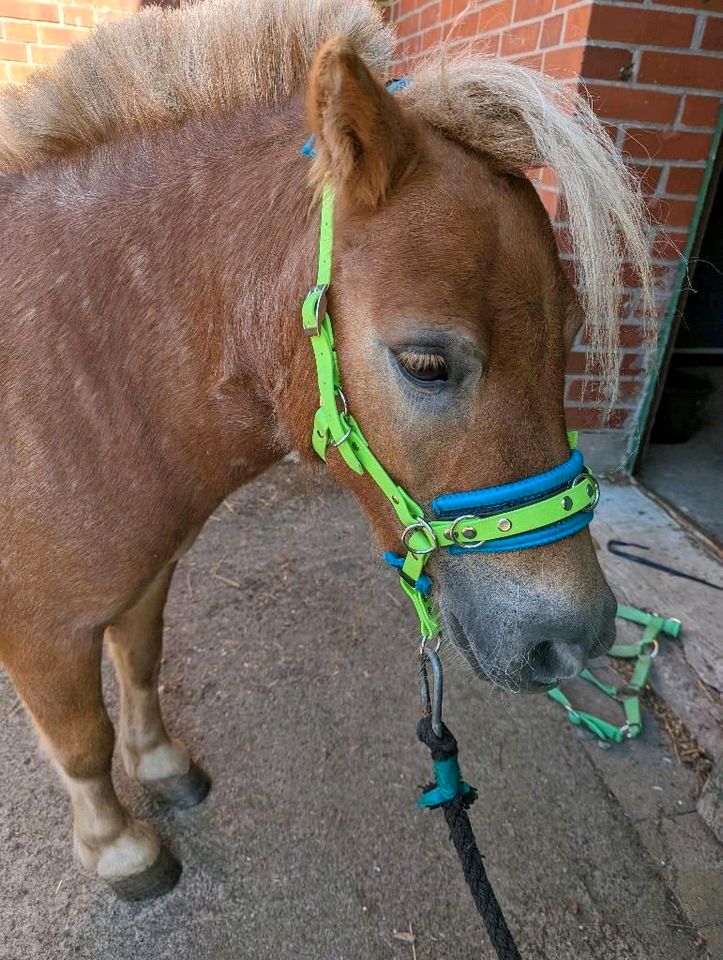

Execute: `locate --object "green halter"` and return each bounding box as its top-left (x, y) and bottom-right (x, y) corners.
top-left (301, 185), bottom-right (599, 641)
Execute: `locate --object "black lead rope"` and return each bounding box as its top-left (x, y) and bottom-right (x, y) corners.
top-left (607, 540), bottom-right (723, 591)
top-left (417, 651), bottom-right (523, 960)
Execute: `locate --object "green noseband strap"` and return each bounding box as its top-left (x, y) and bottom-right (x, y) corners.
top-left (302, 185), bottom-right (599, 640)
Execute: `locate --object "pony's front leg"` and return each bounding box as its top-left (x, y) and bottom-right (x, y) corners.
top-left (2, 631), bottom-right (179, 900)
top-left (105, 563), bottom-right (210, 808)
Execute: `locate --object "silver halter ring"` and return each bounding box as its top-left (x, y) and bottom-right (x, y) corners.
top-left (419, 634), bottom-right (443, 655)
top-left (644, 638), bottom-right (660, 659)
top-left (448, 514), bottom-right (483, 550)
top-left (331, 387), bottom-right (352, 447)
top-left (401, 518), bottom-right (437, 557)
top-left (571, 471), bottom-right (600, 509)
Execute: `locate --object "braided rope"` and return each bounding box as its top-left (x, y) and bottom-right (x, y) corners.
top-left (418, 716), bottom-right (522, 960)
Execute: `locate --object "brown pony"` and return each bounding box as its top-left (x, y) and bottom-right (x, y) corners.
top-left (0, 0), bottom-right (653, 899)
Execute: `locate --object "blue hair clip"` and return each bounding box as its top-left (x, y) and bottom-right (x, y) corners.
top-left (300, 133), bottom-right (317, 158)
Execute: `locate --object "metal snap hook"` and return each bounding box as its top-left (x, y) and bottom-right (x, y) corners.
top-left (419, 645), bottom-right (444, 737)
top-left (419, 634), bottom-right (442, 656)
top-left (331, 424), bottom-right (352, 447)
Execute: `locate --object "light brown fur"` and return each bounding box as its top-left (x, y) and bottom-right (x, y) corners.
top-left (1, 0), bottom-right (646, 895)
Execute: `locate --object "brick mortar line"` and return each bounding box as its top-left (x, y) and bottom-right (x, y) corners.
top-left (576, 38), bottom-right (723, 56)
top-left (580, 45), bottom-right (723, 62)
top-left (413, 49), bottom-right (723, 102)
top-left (565, 382), bottom-right (649, 390)
top-left (565, 370), bottom-right (649, 376)
top-left (617, 287), bottom-right (674, 296)
top-left (556, 252), bottom-right (682, 274)
top-left (542, 160), bottom-right (703, 175)
top-left (405, 22), bottom-right (578, 40)
top-left (651, 257), bottom-right (687, 267)
top-left (612, 156), bottom-right (712, 170)
top-left (590, 0), bottom-right (723, 15)
top-left (393, 4), bottom-right (722, 34)
top-left (571, 345), bottom-right (650, 355)
top-left (393, 0), bottom-right (593, 32)
top-left (673, 92), bottom-right (688, 127)
top-left (583, 112), bottom-right (718, 134)
top-left (1, 21), bottom-right (63, 30)
top-left (555, 228), bottom-right (688, 246)
top-left (566, 400), bottom-right (642, 410)
top-left (603, 121), bottom-right (719, 135)
top-left (584, 80), bottom-right (723, 101)
top-left (398, 28), bottom-right (722, 64)
top-left (691, 11), bottom-right (707, 52)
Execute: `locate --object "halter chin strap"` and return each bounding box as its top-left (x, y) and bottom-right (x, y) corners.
top-left (302, 185), bottom-right (599, 641)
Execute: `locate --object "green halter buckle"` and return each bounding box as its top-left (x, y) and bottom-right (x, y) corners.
top-left (302, 185), bottom-right (599, 641)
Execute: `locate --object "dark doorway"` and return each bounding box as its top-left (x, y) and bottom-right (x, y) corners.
top-left (637, 158), bottom-right (722, 547)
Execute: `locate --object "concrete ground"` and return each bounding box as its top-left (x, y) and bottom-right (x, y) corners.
top-left (0, 462), bottom-right (720, 960)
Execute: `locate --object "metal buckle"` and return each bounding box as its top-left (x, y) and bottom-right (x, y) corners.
top-left (302, 283), bottom-right (328, 337)
top-left (448, 514), bottom-right (483, 550)
top-left (401, 518), bottom-right (437, 557)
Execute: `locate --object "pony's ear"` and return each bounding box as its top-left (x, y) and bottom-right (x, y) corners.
top-left (306, 37), bottom-right (418, 208)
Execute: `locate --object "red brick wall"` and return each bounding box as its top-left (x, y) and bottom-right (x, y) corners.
top-left (390, 0), bottom-right (722, 470)
top-left (0, 0), bottom-right (138, 83)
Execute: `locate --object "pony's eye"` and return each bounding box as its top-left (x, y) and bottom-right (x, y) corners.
top-left (396, 350), bottom-right (448, 384)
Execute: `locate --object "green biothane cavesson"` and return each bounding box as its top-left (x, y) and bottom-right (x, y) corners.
top-left (301, 185), bottom-right (599, 641)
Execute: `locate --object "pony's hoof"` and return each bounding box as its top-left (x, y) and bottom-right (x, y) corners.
top-left (107, 845), bottom-right (182, 902)
top-left (149, 761), bottom-right (211, 809)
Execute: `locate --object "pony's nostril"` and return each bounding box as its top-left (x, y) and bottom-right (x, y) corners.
top-left (528, 639), bottom-right (584, 684)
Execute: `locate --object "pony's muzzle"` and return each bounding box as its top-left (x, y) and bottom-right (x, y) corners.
top-left (435, 555), bottom-right (617, 691)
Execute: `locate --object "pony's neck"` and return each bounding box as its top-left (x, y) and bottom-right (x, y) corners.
top-left (207, 101), bottom-right (326, 439)
top-left (20, 98), bottom-right (322, 505)
top-left (186, 101), bottom-right (325, 461)
top-left (113, 99), bottom-right (321, 492)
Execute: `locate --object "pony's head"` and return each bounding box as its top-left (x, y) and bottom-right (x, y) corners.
top-left (303, 38), bottom-right (653, 691)
top-left (0, 0), bottom-right (653, 692)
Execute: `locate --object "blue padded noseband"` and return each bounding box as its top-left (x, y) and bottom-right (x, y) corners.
top-left (432, 450), bottom-right (584, 517)
top-left (431, 450), bottom-right (593, 555)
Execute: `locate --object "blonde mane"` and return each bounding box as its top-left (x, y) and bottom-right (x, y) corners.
top-left (0, 0), bottom-right (654, 398)
top-left (0, 0), bottom-right (394, 172)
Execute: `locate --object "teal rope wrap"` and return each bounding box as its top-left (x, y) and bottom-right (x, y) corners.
top-left (416, 716), bottom-right (520, 959)
top-left (418, 756), bottom-right (475, 808)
